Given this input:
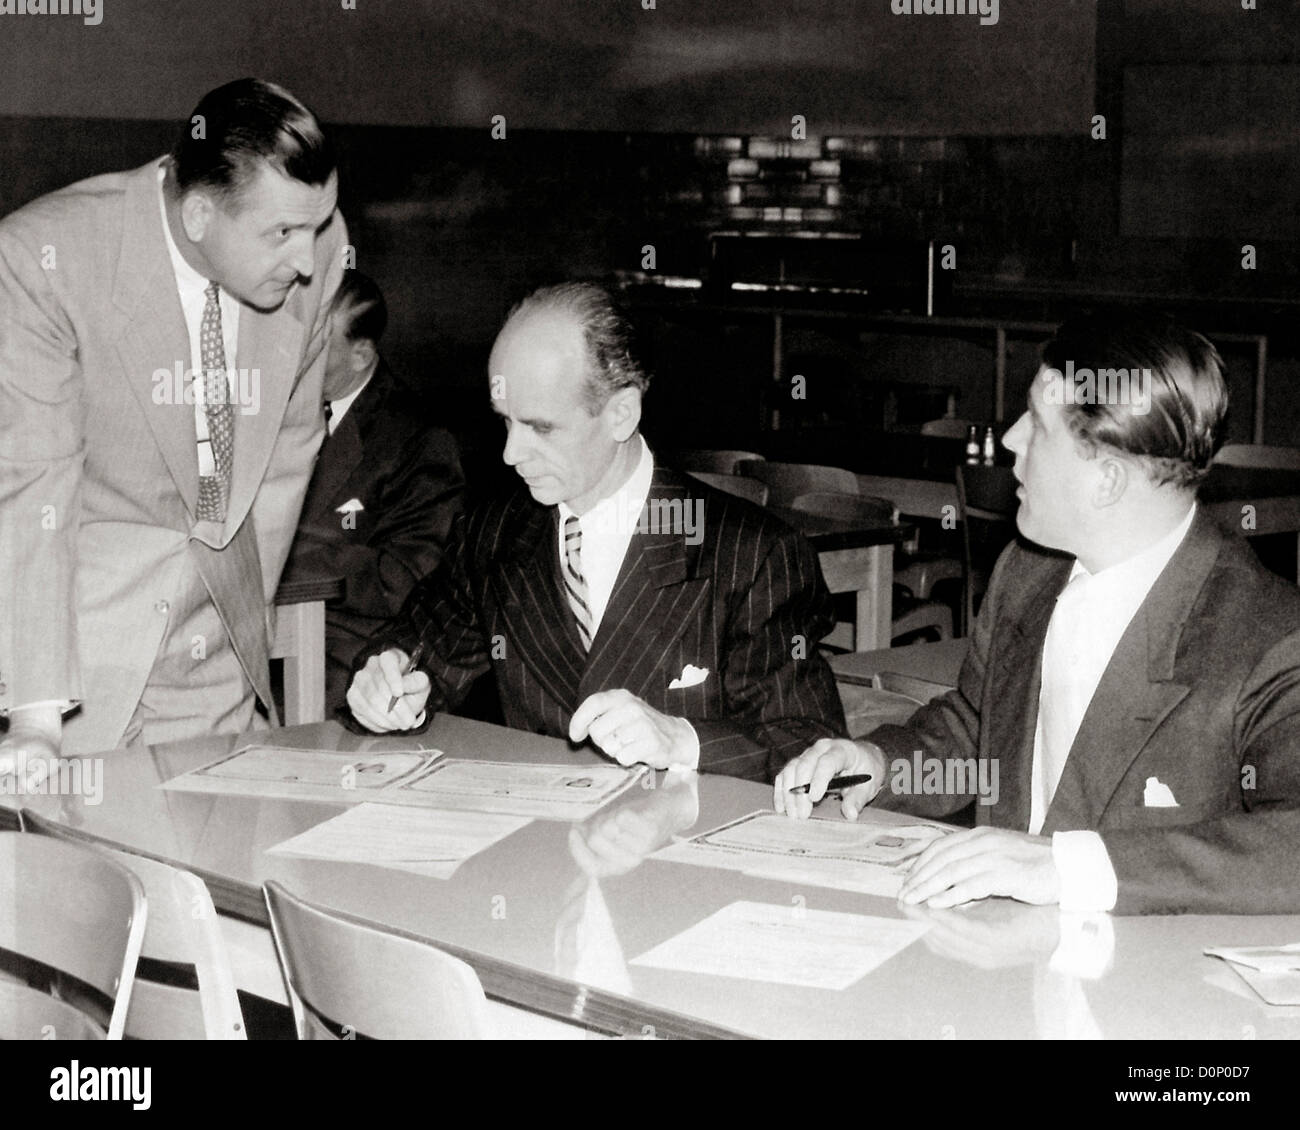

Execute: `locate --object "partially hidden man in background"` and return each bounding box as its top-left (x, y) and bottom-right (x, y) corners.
top-left (347, 282), bottom-right (846, 780)
top-left (0, 78), bottom-right (347, 763)
top-left (778, 313), bottom-right (1300, 915)
top-left (283, 271), bottom-right (464, 713)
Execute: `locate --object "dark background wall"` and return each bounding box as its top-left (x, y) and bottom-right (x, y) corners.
top-left (2, 0), bottom-right (1298, 468)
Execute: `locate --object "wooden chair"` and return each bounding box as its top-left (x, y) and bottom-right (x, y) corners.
top-left (20, 809), bottom-right (246, 1039)
top-left (669, 449), bottom-right (765, 475)
top-left (791, 492), bottom-right (953, 647)
top-left (736, 460), bottom-right (859, 507)
top-left (956, 463), bottom-right (1020, 636)
top-left (686, 470), bottom-right (769, 506)
top-left (1212, 444), bottom-right (1300, 471)
top-left (0, 831), bottom-right (146, 1040)
top-left (264, 880), bottom-right (492, 1040)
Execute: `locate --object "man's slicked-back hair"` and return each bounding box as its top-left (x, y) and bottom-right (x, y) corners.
top-left (1040, 312), bottom-right (1228, 491)
top-left (172, 78), bottom-right (335, 205)
top-left (331, 271), bottom-right (387, 345)
top-left (506, 282), bottom-right (650, 413)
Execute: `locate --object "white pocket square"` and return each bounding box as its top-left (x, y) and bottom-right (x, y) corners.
top-left (1143, 776), bottom-right (1179, 808)
top-left (335, 498), bottom-right (365, 514)
top-left (669, 664), bottom-right (709, 690)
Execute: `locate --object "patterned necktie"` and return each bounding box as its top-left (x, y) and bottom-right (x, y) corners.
top-left (562, 515), bottom-right (593, 651)
top-left (196, 282), bottom-right (234, 522)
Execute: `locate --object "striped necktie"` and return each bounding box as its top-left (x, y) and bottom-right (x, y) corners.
top-left (562, 515), bottom-right (593, 651)
top-left (196, 282), bottom-right (234, 522)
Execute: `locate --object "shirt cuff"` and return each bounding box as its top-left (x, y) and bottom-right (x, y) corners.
top-left (2, 699), bottom-right (77, 719)
top-left (671, 720), bottom-right (701, 773)
top-left (1052, 829), bottom-right (1119, 913)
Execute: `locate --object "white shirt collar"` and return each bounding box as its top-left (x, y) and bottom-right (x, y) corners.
top-left (328, 371), bottom-right (373, 434)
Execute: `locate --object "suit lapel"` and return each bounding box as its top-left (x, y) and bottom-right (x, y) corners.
top-left (492, 502), bottom-right (587, 711)
top-left (112, 160), bottom-right (201, 517)
top-left (984, 556), bottom-right (1070, 828)
top-left (302, 410), bottom-right (363, 521)
top-left (578, 471), bottom-right (710, 702)
top-left (1042, 510), bottom-right (1220, 834)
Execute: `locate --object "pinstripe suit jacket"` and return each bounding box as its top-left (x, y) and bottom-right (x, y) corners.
top-left (358, 464), bottom-right (846, 780)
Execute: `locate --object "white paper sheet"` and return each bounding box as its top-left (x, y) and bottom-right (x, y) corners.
top-left (630, 900), bottom-right (930, 990)
top-left (401, 759), bottom-right (647, 820)
top-left (1205, 943), bottom-right (1300, 1006)
top-left (266, 802), bottom-right (531, 878)
top-left (163, 746), bottom-right (644, 821)
top-left (652, 810), bottom-right (952, 897)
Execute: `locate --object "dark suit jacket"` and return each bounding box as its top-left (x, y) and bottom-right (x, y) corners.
top-left (868, 508), bottom-right (1300, 915)
top-left (357, 464), bottom-right (846, 780)
top-left (284, 360), bottom-right (464, 709)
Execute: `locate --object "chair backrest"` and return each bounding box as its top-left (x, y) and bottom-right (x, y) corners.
top-left (670, 449), bottom-right (766, 475)
top-left (1212, 443), bottom-right (1300, 471)
top-left (955, 464), bottom-right (1020, 636)
top-left (871, 670), bottom-right (955, 703)
top-left (736, 460), bottom-right (859, 507)
top-left (790, 491), bottom-right (897, 524)
top-left (0, 831), bottom-right (146, 1040)
top-left (920, 418), bottom-right (976, 440)
top-left (264, 880), bottom-right (492, 1040)
top-left (20, 809), bottom-right (246, 1039)
top-left (687, 470), bottom-right (769, 506)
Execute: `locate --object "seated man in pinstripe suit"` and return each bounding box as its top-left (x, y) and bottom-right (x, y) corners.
top-left (346, 282), bottom-right (845, 781)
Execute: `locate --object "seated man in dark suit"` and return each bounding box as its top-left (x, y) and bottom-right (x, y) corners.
top-left (346, 282), bottom-right (845, 780)
top-left (284, 271), bottom-right (464, 710)
top-left (777, 313), bottom-right (1300, 914)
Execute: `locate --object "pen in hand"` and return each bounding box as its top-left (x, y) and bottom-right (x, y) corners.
top-left (787, 773), bottom-right (873, 796)
top-left (387, 642), bottom-right (426, 713)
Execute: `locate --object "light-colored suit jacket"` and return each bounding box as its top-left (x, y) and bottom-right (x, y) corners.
top-left (869, 509), bottom-right (1300, 915)
top-left (0, 158), bottom-right (347, 752)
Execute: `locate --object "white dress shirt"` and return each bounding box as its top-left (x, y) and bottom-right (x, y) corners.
top-left (157, 167), bottom-right (240, 475)
top-left (1036, 503), bottom-right (1198, 910)
top-left (556, 437), bottom-right (700, 769)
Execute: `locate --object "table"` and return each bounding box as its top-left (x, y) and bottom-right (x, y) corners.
top-left (6, 716), bottom-right (1300, 1040)
top-left (771, 507), bottom-right (913, 651)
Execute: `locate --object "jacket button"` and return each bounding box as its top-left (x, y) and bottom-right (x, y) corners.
top-left (154, 600), bottom-right (170, 615)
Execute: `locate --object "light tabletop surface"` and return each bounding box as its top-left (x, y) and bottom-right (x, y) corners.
top-left (5, 716), bottom-right (1300, 1040)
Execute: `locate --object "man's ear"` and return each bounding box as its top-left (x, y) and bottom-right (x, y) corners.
top-left (180, 191), bottom-right (217, 244)
top-left (351, 338), bottom-right (377, 373)
top-left (605, 387), bottom-right (642, 442)
top-left (1094, 454), bottom-right (1129, 509)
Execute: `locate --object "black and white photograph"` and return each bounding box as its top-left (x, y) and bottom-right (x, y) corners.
top-left (1, 0), bottom-right (1298, 1091)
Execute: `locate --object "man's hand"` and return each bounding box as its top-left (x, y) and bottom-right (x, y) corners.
top-left (0, 703), bottom-right (61, 783)
top-left (568, 689), bottom-right (696, 770)
top-left (899, 826), bottom-right (1061, 908)
top-left (773, 737), bottom-right (886, 820)
top-left (346, 649), bottom-right (431, 733)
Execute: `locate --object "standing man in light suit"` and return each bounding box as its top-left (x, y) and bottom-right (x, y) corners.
top-left (777, 314), bottom-right (1300, 915)
top-left (0, 78), bottom-right (347, 762)
top-left (346, 283), bottom-right (845, 781)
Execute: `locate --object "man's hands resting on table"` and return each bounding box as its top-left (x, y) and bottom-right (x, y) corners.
top-left (348, 651), bottom-right (698, 771)
top-left (774, 738), bottom-right (1061, 908)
